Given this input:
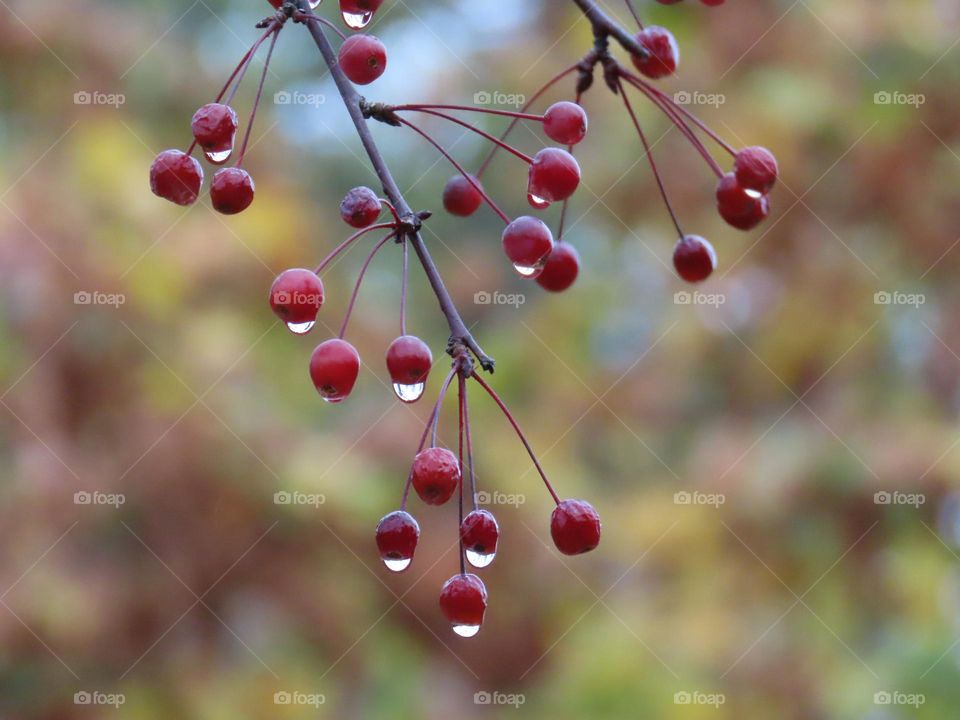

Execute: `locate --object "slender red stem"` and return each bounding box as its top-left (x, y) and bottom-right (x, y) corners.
top-left (470, 373), bottom-right (561, 505)
top-left (338, 231), bottom-right (396, 339)
top-left (462, 374), bottom-right (476, 508)
top-left (314, 222), bottom-right (398, 275)
top-left (392, 104), bottom-right (544, 122)
top-left (396, 108), bottom-right (534, 165)
top-left (296, 12), bottom-right (347, 40)
top-left (397, 117), bottom-right (511, 225)
top-left (236, 25), bottom-right (280, 167)
top-left (457, 373), bottom-right (466, 575)
top-left (430, 365), bottom-right (458, 448)
top-left (624, 0), bottom-right (643, 30)
top-left (400, 237), bottom-right (409, 337)
top-left (400, 366), bottom-right (457, 510)
top-left (380, 198), bottom-right (401, 224)
top-left (556, 91), bottom-right (583, 241)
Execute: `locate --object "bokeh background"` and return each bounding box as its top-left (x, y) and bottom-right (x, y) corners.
top-left (1, 0), bottom-right (960, 717)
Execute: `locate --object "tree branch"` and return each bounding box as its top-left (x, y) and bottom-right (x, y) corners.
top-left (571, 0), bottom-right (649, 59)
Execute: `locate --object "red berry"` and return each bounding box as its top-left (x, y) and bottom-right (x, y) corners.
top-left (542, 101), bottom-right (588, 146)
top-left (536, 242), bottom-right (580, 292)
top-left (210, 167), bottom-right (255, 215)
top-left (632, 26), bottom-right (679, 79)
top-left (341, 0), bottom-right (384, 23)
top-left (673, 234), bottom-right (716, 283)
top-left (460, 509), bottom-right (499, 568)
top-left (734, 146), bottom-right (778, 193)
top-left (716, 172), bottom-right (769, 230)
top-left (267, 0), bottom-right (282, 7)
top-left (149, 150), bottom-right (203, 206)
top-left (269, 269), bottom-right (324, 333)
top-left (411, 447), bottom-right (460, 506)
top-left (386, 335), bottom-right (432, 403)
top-left (528, 148), bottom-right (581, 204)
top-left (439, 573), bottom-right (487, 636)
top-left (375, 510), bottom-right (419, 572)
top-left (309, 338), bottom-right (361, 403)
top-left (442, 175), bottom-right (484, 217)
top-left (191, 103), bottom-right (238, 160)
top-left (550, 499), bottom-right (601, 555)
top-left (338, 34), bottom-right (387, 85)
top-left (502, 216), bottom-right (555, 278)
top-left (340, 186), bottom-right (382, 228)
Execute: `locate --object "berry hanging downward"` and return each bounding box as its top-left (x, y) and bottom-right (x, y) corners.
top-left (338, 34), bottom-right (387, 85)
top-left (632, 26), bottom-right (680, 79)
top-left (211, 167), bottom-right (255, 215)
top-left (502, 216), bottom-right (555, 279)
top-left (439, 573), bottom-right (488, 638)
top-left (460, 509), bottom-right (500, 568)
top-left (411, 447), bottom-right (460, 506)
top-left (386, 335), bottom-right (433, 403)
top-left (551, 499), bottom-right (602, 555)
top-left (310, 338), bottom-right (361, 403)
top-left (442, 175), bottom-right (484, 217)
top-left (528, 147), bottom-right (581, 205)
top-left (269, 268), bottom-right (325, 334)
top-left (673, 235), bottom-right (716, 283)
top-left (150, 150), bottom-right (203, 206)
top-left (375, 510), bottom-right (420, 572)
top-left (191, 103), bottom-right (239, 164)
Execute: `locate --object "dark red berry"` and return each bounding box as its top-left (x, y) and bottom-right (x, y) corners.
top-left (460, 509), bottom-right (499, 567)
top-left (502, 216), bottom-right (555, 278)
top-left (269, 269), bottom-right (324, 333)
top-left (340, 186), bottom-right (382, 228)
top-left (673, 235), bottom-right (716, 283)
top-left (191, 103), bottom-right (238, 160)
top-left (309, 338), bottom-right (361, 403)
top-left (442, 175), bottom-right (484, 217)
top-left (411, 447), bottom-right (459, 506)
top-left (551, 499), bottom-right (601, 555)
top-left (341, 0), bottom-right (384, 23)
top-left (734, 146), bottom-right (778, 193)
top-left (386, 335), bottom-right (432, 401)
top-left (210, 167), bottom-right (255, 215)
top-left (632, 26), bottom-right (679, 79)
top-left (716, 172), bottom-right (769, 230)
top-left (338, 34), bottom-right (387, 85)
top-left (375, 510), bottom-right (419, 572)
top-left (149, 150), bottom-right (203, 206)
top-left (528, 148), bottom-right (581, 204)
top-left (543, 101), bottom-right (588, 146)
top-left (439, 573), bottom-right (487, 636)
top-left (536, 242), bottom-right (580, 292)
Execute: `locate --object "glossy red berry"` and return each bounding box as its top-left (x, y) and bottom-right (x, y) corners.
top-left (269, 269), bottom-right (325, 334)
top-left (632, 26), bottom-right (679, 79)
top-left (338, 34), bottom-right (387, 85)
top-left (341, 0), bottom-right (384, 26)
top-left (340, 186), bottom-right (382, 228)
top-left (716, 172), bottom-right (769, 230)
top-left (191, 103), bottom-right (238, 161)
top-left (149, 150), bottom-right (203, 206)
top-left (439, 573), bottom-right (487, 637)
top-left (442, 175), bottom-right (484, 217)
top-left (734, 146), bottom-right (778, 193)
top-left (386, 335), bottom-right (432, 403)
top-left (543, 101), bottom-right (588, 146)
top-left (309, 338), bottom-right (361, 403)
top-left (551, 499), bottom-right (601, 555)
top-left (375, 510), bottom-right (420, 572)
top-left (528, 148), bottom-right (581, 204)
top-left (673, 234), bottom-right (716, 283)
top-left (411, 447), bottom-right (460, 506)
top-left (502, 216), bottom-right (555, 278)
top-left (536, 242), bottom-right (580, 292)
top-left (210, 167), bottom-right (255, 215)
top-left (460, 509), bottom-right (499, 568)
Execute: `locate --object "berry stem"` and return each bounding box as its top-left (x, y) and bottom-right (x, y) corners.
top-left (624, 0), bottom-right (643, 30)
top-left (314, 221), bottom-right (398, 275)
top-left (396, 109), bottom-right (534, 165)
top-left (556, 91), bottom-right (584, 241)
top-left (338, 231), bottom-right (397, 339)
top-left (400, 237), bottom-right (409, 337)
top-left (397, 117), bottom-right (512, 226)
top-left (295, 12), bottom-right (347, 40)
top-left (400, 366), bottom-right (457, 510)
top-left (236, 25), bottom-right (281, 167)
top-left (470, 373), bottom-right (561, 505)
top-left (457, 373), bottom-right (467, 575)
top-left (223, 22), bottom-right (280, 107)
top-left (392, 104), bottom-right (544, 122)
top-left (616, 77), bottom-right (684, 239)
top-left (462, 372), bottom-right (477, 508)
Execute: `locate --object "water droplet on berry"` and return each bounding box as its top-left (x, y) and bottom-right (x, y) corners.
top-left (451, 623), bottom-right (481, 638)
top-left (527, 192), bottom-right (551, 210)
top-left (322, 396), bottom-right (345, 405)
top-left (286, 320), bottom-right (316, 335)
top-left (382, 557), bottom-right (411, 572)
top-left (513, 260), bottom-right (545, 278)
top-left (393, 381), bottom-right (425, 403)
top-left (744, 188), bottom-right (763, 200)
top-left (465, 548), bottom-right (496, 568)
top-left (205, 147), bottom-right (232, 164)
top-left (342, 10), bottom-right (372, 28)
